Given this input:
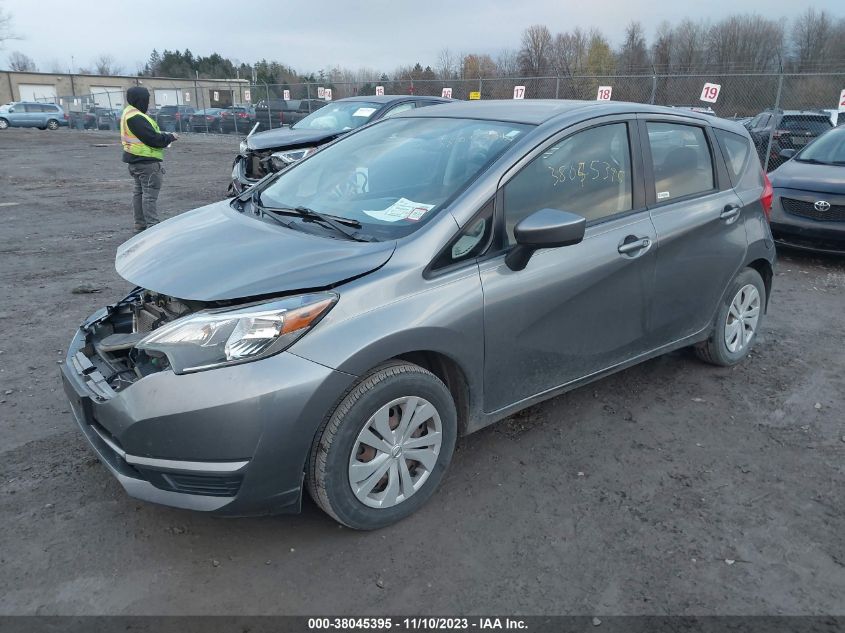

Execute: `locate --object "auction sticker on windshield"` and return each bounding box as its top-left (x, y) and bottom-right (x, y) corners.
top-left (364, 198), bottom-right (435, 222)
top-left (353, 107), bottom-right (377, 117)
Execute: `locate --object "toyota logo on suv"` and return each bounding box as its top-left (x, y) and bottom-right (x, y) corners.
top-left (814, 200), bottom-right (831, 212)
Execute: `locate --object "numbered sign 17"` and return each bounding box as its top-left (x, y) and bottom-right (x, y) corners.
top-left (596, 86), bottom-right (612, 101)
top-left (700, 83), bottom-right (721, 104)
top-left (376, 85), bottom-right (385, 96)
top-left (838, 88), bottom-right (845, 112)
top-left (441, 87), bottom-right (452, 99)
top-left (513, 85), bottom-right (525, 100)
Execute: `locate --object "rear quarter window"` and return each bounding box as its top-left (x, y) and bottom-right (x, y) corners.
top-left (714, 129), bottom-right (752, 185)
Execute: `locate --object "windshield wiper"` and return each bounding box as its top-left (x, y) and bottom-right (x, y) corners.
top-left (262, 206), bottom-right (369, 242)
top-left (795, 157), bottom-right (831, 165)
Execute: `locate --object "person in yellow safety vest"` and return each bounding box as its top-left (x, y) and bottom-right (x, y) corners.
top-left (121, 86), bottom-right (178, 232)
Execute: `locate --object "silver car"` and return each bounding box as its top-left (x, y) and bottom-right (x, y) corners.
top-left (62, 100), bottom-right (776, 529)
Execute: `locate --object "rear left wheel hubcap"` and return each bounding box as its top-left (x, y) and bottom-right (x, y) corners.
top-left (724, 284), bottom-right (760, 353)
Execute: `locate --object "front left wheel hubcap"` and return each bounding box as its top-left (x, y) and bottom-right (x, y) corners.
top-left (348, 396), bottom-right (442, 509)
top-left (724, 284), bottom-right (760, 353)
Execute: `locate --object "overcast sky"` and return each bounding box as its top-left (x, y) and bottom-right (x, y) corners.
top-left (3, 0), bottom-right (843, 75)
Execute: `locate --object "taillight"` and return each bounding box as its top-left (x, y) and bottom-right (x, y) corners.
top-left (206, 115), bottom-right (214, 121)
top-left (175, 113), bottom-right (181, 120)
top-left (761, 171), bottom-right (773, 220)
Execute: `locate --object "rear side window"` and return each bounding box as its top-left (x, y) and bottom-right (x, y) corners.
top-left (24, 104), bottom-right (42, 112)
top-left (646, 122), bottom-right (714, 202)
top-left (714, 129), bottom-right (752, 184)
top-left (503, 122), bottom-right (633, 242)
top-left (780, 116), bottom-right (832, 135)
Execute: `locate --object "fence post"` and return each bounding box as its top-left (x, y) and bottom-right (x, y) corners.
top-left (763, 72), bottom-right (784, 172)
top-left (555, 77), bottom-right (560, 99)
top-left (265, 83), bottom-right (272, 129)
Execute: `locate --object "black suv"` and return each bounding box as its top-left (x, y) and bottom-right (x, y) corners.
top-left (253, 99), bottom-right (326, 130)
top-left (746, 109), bottom-right (833, 170)
top-left (156, 105), bottom-right (195, 133)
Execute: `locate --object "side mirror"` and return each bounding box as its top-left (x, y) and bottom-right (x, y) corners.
top-left (779, 148), bottom-right (796, 160)
top-left (505, 208), bottom-right (586, 271)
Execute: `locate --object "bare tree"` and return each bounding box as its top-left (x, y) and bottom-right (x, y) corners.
top-left (791, 8), bottom-right (832, 71)
top-left (93, 54), bottom-right (123, 76)
top-left (494, 48), bottom-right (520, 77)
top-left (0, 6), bottom-right (18, 47)
top-left (518, 24), bottom-right (552, 76)
top-left (461, 53), bottom-right (497, 79)
top-left (585, 30), bottom-right (615, 75)
top-left (651, 21), bottom-right (674, 71)
top-left (436, 48), bottom-right (458, 80)
top-left (617, 21), bottom-right (650, 72)
top-left (707, 15), bottom-right (784, 72)
top-left (7, 50), bottom-right (36, 71)
top-left (673, 19), bottom-right (706, 72)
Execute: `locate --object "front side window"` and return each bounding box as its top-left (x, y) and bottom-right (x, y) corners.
top-left (260, 117), bottom-right (530, 241)
top-left (503, 123), bottom-right (633, 244)
top-left (382, 102), bottom-right (415, 119)
top-left (647, 122), bottom-right (714, 202)
top-left (292, 101), bottom-right (381, 131)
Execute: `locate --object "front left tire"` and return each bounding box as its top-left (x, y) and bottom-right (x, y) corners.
top-left (307, 362), bottom-right (457, 530)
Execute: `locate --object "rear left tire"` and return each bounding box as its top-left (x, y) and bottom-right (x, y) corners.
top-left (307, 362), bottom-right (457, 530)
top-left (46, 119), bottom-right (60, 130)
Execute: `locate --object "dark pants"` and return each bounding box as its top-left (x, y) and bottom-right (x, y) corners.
top-left (128, 162), bottom-right (164, 228)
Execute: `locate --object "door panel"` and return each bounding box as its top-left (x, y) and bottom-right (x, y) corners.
top-left (480, 211), bottom-right (657, 412)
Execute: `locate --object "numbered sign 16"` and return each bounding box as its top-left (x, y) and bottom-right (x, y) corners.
top-left (441, 87), bottom-right (452, 99)
top-left (838, 88), bottom-right (845, 112)
top-left (376, 85), bottom-right (385, 96)
top-left (317, 87), bottom-right (325, 99)
top-left (596, 86), bottom-right (612, 101)
top-left (325, 88), bottom-right (333, 101)
top-left (244, 89), bottom-right (251, 102)
top-left (700, 82), bottom-right (721, 104)
top-left (513, 85), bottom-right (526, 100)
top-left (283, 89), bottom-right (290, 100)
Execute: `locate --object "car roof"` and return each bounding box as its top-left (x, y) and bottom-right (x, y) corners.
top-left (339, 94), bottom-right (450, 104)
top-left (403, 99), bottom-right (726, 125)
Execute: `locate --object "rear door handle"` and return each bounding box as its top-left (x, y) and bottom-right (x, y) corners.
top-left (618, 236), bottom-right (652, 255)
top-left (720, 204), bottom-right (741, 223)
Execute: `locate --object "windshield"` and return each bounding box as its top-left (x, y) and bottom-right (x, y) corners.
top-left (260, 117), bottom-right (531, 240)
top-left (292, 101), bottom-right (381, 131)
top-left (780, 117), bottom-right (832, 134)
top-left (796, 127), bottom-right (845, 165)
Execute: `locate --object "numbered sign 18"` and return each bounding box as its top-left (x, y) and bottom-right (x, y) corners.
top-left (513, 85), bottom-right (526, 100)
top-left (325, 88), bottom-right (332, 101)
top-left (376, 85), bottom-right (385, 96)
top-left (317, 87), bottom-right (325, 99)
top-left (596, 86), bottom-right (612, 101)
top-left (700, 82), bottom-right (721, 104)
top-left (838, 88), bottom-right (845, 112)
top-left (441, 87), bottom-right (452, 99)
top-left (244, 89), bottom-right (251, 102)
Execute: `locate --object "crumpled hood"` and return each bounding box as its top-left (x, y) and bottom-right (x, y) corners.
top-left (115, 201), bottom-right (395, 301)
top-left (770, 160), bottom-right (845, 195)
top-left (245, 127), bottom-right (341, 152)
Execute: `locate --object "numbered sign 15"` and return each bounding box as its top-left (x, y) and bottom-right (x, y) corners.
top-left (513, 85), bottom-right (525, 100)
top-left (441, 87), bottom-right (452, 99)
top-left (838, 88), bottom-right (845, 112)
top-left (283, 89), bottom-right (290, 100)
top-left (596, 86), bottom-right (612, 101)
top-left (376, 85), bottom-right (385, 96)
top-left (700, 83), bottom-right (721, 104)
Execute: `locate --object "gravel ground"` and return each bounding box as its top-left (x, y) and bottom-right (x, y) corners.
top-left (0, 128), bottom-right (843, 616)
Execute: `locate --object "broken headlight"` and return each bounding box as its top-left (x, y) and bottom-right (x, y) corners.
top-left (270, 147), bottom-right (318, 171)
top-left (239, 140), bottom-right (249, 154)
top-left (136, 293), bottom-right (337, 374)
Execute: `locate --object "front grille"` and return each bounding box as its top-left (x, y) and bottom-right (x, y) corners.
top-left (138, 469), bottom-right (243, 497)
top-left (781, 197), bottom-right (845, 222)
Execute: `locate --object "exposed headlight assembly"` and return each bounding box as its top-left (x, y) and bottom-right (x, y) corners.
top-left (269, 146), bottom-right (318, 171)
top-left (239, 140), bottom-right (249, 154)
top-left (137, 293), bottom-right (337, 374)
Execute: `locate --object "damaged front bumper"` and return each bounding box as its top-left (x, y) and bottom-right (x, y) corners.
top-left (61, 300), bottom-right (356, 516)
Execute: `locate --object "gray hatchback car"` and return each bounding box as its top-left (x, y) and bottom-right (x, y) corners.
top-left (62, 100), bottom-right (775, 529)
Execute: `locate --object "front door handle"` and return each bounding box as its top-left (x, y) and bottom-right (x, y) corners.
top-left (618, 236), bottom-right (652, 255)
top-left (720, 204), bottom-right (741, 223)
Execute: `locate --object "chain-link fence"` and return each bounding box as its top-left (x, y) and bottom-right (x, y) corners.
top-left (23, 72), bottom-right (845, 171)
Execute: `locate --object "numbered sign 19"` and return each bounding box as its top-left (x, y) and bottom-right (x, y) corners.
top-left (838, 88), bottom-right (845, 112)
top-left (375, 85), bottom-right (385, 96)
top-left (283, 89), bottom-right (290, 100)
top-left (324, 88), bottom-right (332, 101)
top-left (244, 89), bottom-right (251, 102)
top-left (513, 85), bottom-right (526, 100)
top-left (441, 87), bottom-right (452, 99)
top-left (700, 82), bottom-right (721, 104)
top-left (596, 86), bottom-right (612, 101)
top-left (317, 87), bottom-right (325, 99)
